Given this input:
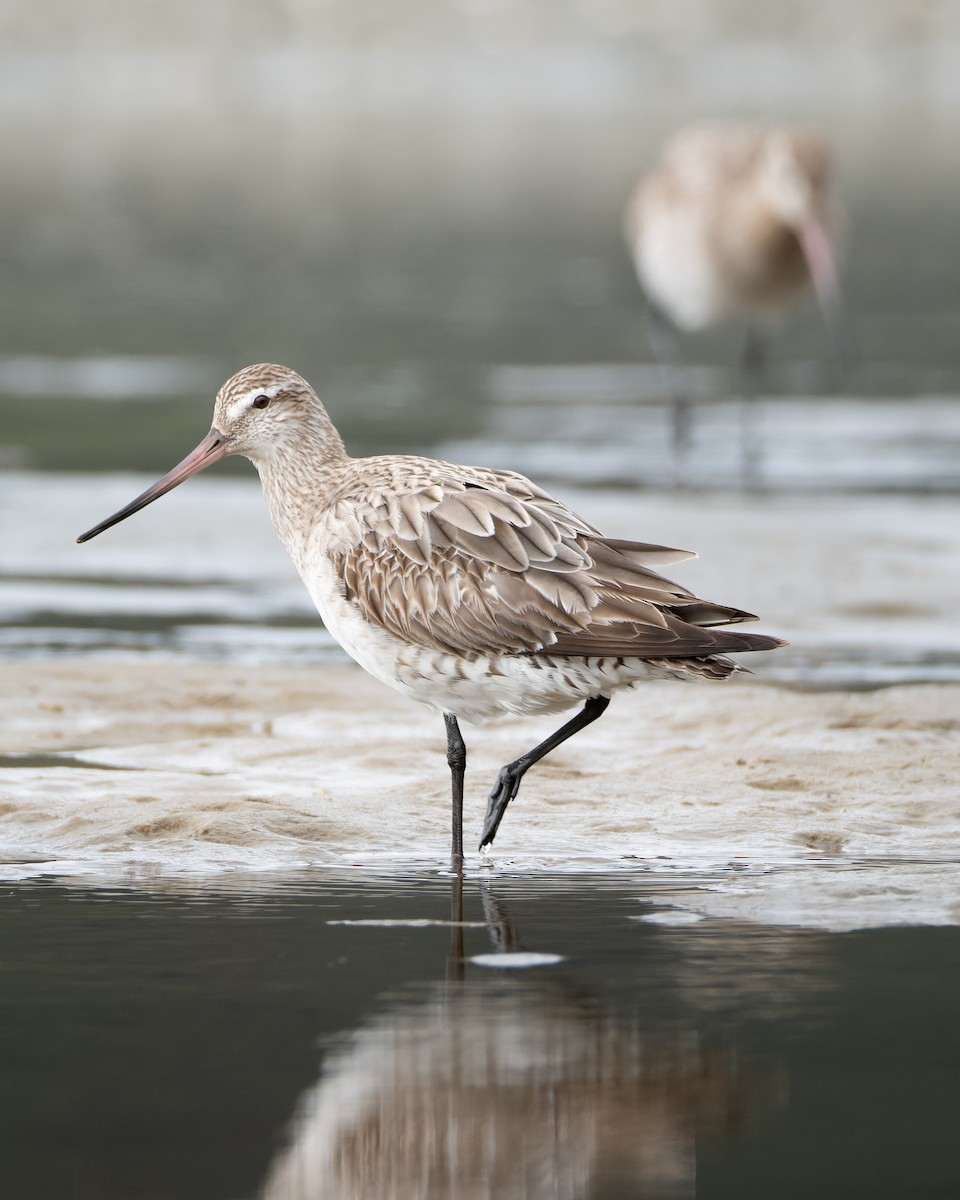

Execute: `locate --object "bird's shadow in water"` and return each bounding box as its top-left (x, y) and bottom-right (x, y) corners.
top-left (258, 873), bottom-right (781, 1200)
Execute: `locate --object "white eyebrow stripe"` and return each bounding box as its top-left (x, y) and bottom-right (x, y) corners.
top-left (226, 395), bottom-right (250, 424)
top-left (226, 384), bottom-right (283, 424)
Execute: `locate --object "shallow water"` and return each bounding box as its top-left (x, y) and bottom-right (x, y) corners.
top-left (5, 463), bottom-right (960, 687)
top-left (2, 870), bottom-right (958, 1200)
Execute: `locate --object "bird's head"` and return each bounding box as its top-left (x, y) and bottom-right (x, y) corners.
top-left (210, 363), bottom-right (331, 463)
top-left (77, 363), bottom-right (343, 544)
top-left (759, 130), bottom-right (831, 228)
top-left (758, 131), bottom-right (852, 365)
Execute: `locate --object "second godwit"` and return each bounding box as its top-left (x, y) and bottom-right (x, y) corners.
top-left (77, 364), bottom-right (783, 864)
top-left (625, 121), bottom-right (848, 481)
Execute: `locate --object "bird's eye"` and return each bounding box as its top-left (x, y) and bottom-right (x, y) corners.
top-left (252, 394), bottom-right (270, 409)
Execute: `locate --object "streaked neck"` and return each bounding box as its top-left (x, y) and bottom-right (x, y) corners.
top-left (253, 420), bottom-right (349, 566)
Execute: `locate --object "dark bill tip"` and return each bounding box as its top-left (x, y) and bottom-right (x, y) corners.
top-left (76, 429), bottom-right (229, 544)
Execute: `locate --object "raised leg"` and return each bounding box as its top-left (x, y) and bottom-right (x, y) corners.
top-left (479, 696), bottom-right (610, 850)
top-left (444, 712), bottom-right (466, 869)
top-left (646, 302), bottom-right (692, 488)
top-left (739, 324), bottom-right (769, 490)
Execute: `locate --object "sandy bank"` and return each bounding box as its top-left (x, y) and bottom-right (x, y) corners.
top-left (2, 660), bottom-right (957, 889)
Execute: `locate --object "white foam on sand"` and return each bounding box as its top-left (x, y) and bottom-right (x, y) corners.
top-left (1, 660), bottom-right (958, 929)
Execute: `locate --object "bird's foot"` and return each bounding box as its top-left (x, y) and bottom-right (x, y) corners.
top-left (479, 765), bottom-right (523, 849)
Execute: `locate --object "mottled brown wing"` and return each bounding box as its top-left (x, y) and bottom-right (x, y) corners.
top-left (323, 466), bottom-right (768, 660)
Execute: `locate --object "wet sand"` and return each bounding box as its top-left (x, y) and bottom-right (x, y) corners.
top-left (3, 659), bottom-right (958, 885)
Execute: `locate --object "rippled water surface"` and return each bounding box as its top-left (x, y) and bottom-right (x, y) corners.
top-left (3, 870), bottom-right (959, 1200)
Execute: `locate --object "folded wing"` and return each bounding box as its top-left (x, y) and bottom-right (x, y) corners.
top-left (322, 465), bottom-right (783, 661)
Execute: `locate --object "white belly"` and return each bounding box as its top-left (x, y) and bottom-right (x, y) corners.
top-left (300, 556), bottom-right (673, 724)
top-left (634, 218), bottom-right (728, 332)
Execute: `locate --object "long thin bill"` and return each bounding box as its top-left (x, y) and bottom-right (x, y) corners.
top-left (77, 428), bottom-right (229, 543)
top-left (797, 215), bottom-right (855, 370)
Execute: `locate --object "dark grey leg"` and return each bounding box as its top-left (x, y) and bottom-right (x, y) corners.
top-left (444, 713), bottom-right (466, 868)
top-left (646, 302), bottom-right (692, 488)
top-left (480, 696), bottom-right (611, 850)
top-left (739, 324), bottom-right (769, 489)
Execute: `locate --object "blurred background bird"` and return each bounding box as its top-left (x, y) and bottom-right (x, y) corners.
top-left (625, 122), bottom-right (850, 486)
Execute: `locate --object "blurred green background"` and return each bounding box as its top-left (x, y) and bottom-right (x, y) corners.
top-left (1, 0), bottom-right (959, 474)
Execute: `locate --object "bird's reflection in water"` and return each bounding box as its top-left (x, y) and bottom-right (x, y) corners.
top-left (260, 880), bottom-right (776, 1200)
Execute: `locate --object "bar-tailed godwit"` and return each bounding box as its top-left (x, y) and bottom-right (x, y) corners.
top-left (625, 121), bottom-right (848, 481)
top-left (78, 364), bottom-right (783, 863)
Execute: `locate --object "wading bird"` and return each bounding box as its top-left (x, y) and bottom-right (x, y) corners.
top-left (625, 121), bottom-right (848, 483)
top-left (78, 364), bottom-right (783, 864)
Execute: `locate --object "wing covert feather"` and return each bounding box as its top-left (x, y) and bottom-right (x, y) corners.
top-left (322, 465), bottom-right (763, 660)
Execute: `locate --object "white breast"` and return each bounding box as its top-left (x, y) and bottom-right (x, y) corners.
top-left (633, 207), bottom-right (728, 331)
top-left (295, 553), bottom-right (675, 724)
